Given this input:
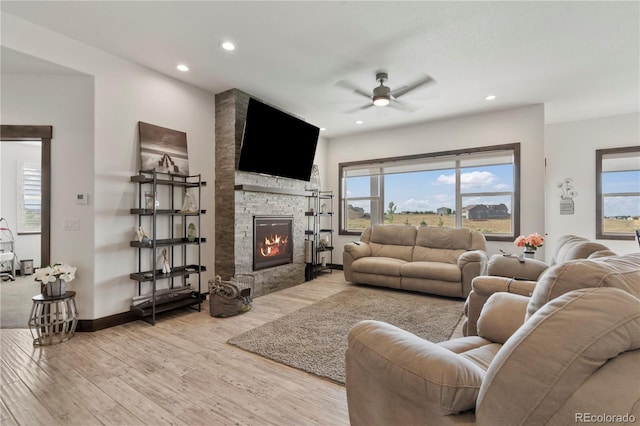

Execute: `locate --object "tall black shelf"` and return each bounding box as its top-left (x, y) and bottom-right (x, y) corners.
top-left (130, 169), bottom-right (206, 324)
top-left (305, 190), bottom-right (334, 280)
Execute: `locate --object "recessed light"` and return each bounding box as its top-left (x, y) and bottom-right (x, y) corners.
top-left (221, 41), bottom-right (236, 51)
top-left (177, 64), bottom-right (189, 72)
top-left (485, 95), bottom-right (496, 101)
top-left (355, 120), bottom-right (364, 125)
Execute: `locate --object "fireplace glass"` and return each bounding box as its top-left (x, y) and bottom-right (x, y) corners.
top-left (253, 216), bottom-right (293, 271)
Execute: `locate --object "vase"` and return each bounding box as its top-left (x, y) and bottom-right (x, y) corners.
top-left (45, 280), bottom-right (66, 297)
top-left (523, 250), bottom-right (535, 259)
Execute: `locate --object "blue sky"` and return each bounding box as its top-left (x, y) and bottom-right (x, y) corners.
top-left (347, 164), bottom-right (514, 213)
top-left (602, 171), bottom-right (640, 217)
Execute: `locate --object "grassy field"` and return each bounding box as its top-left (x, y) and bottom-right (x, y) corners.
top-left (347, 214), bottom-right (640, 235)
top-left (347, 214), bottom-right (512, 234)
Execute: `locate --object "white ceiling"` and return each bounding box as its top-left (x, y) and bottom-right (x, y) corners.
top-left (2, 1), bottom-right (639, 138)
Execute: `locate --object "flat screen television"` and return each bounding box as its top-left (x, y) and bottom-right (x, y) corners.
top-left (238, 97), bottom-right (319, 181)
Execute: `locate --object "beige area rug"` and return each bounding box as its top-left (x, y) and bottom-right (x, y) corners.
top-left (227, 285), bottom-right (464, 384)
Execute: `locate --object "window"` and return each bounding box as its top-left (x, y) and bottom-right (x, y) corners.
top-left (596, 146), bottom-right (640, 240)
top-left (340, 143), bottom-right (520, 240)
top-left (17, 161), bottom-right (42, 234)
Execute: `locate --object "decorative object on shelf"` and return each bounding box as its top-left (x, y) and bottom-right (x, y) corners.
top-left (161, 248), bottom-right (171, 274)
top-left (138, 121), bottom-right (190, 175)
top-left (320, 203), bottom-right (327, 214)
top-left (34, 262), bottom-right (77, 297)
top-left (306, 164), bottom-right (321, 190)
top-left (187, 223), bottom-right (197, 242)
top-left (558, 178), bottom-right (577, 215)
top-left (136, 226), bottom-right (151, 244)
top-left (514, 233), bottom-right (545, 259)
top-left (179, 189), bottom-right (198, 213)
top-left (145, 191), bottom-right (159, 210)
top-left (319, 238), bottom-right (328, 249)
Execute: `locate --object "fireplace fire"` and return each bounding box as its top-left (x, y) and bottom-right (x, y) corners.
top-left (253, 216), bottom-right (293, 271)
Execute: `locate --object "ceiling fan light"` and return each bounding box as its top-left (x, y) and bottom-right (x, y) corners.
top-left (373, 96), bottom-right (390, 107)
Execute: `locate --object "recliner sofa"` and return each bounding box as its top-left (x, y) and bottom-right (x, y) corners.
top-left (343, 224), bottom-right (488, 298)
top-left (345, 253), bottom-right (640, 425)
top-left (463, 234), bottom-right (614, 336)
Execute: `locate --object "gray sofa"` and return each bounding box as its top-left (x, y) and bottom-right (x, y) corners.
top-left (343, 225), bottom-right (488, 298)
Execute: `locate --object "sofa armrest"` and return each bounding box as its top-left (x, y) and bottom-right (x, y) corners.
top-left (343, 242), bottom-right (371, 282)
top-left (347, 320), bottom-right (485, 416)
top-left (463, 276), bottom-right (537, 336)
top-left (344, 241), bottom-right (371, 260)
top-left (458, 250), bottom-right (489, 297)
top-left (486, 255), bottom-right (548, 280)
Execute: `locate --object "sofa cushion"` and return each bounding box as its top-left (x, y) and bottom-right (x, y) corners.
top-left (552, 234), bottom-right (611, 265)
top-left (415, 226), bottom-right (473, 250)
top-left (413, 247), bottom-right (466, 264)
top-left (352, 257), bottom-right (407, 276)
top-left (527, 253), bottom-right (640, 319)
top-left (370, 224), bottom-right (417, 246)
top-left (369, 224), bottom-right (417, 261)
top-left (401, 261), bottom-right (461, 282)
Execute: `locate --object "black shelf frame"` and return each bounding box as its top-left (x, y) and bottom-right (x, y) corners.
top-left (131, 169), bottom-right (206, 325)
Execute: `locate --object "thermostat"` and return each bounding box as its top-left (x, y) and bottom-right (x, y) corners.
top-left (76, 193), bottom-right (89, 205)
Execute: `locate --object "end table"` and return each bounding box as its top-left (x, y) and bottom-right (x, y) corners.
top-left (28, 291), bottom-right (78, 346)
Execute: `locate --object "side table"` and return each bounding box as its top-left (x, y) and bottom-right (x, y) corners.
top-left (28, 291), bottom-right (78, 346)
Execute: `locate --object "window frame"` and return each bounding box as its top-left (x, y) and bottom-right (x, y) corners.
top-left (595, 145), bottom-right (640, 240)
top-left (17, 160), bottom-right (42, 235)
top-left (339, 143), bottom-right (520, 241)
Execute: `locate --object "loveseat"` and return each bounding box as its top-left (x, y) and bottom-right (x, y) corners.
top-left (462, 234), bottom-right (614, 336)
top-left (343, 225), bottom-right (488, 298)
top-left (345, 253), bottom-right (640, 425)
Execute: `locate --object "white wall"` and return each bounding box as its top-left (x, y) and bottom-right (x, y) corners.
top-left (2, 12), bottom-right (215, 320)
top-left (0, 141), bottom-right (42, 268)
top-left (545, 112), bottom-right (639, 258)
top-left (326, 104), bottom-right (546, 263)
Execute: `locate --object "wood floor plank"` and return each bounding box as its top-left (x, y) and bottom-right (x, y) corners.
top-left (0, 273), bottom-right (352, 425)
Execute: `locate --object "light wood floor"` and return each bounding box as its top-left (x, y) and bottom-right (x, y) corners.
top-left (1, 272), bottom-right (353, 426)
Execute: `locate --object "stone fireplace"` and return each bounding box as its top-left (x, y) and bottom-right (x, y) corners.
top-left (215, 89), bottom-right (309, 296)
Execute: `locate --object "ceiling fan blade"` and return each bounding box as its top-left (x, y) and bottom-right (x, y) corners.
top-left (391, 75), bottom-right (435, 99)
top-left (344, 103), bottom-right (374, 114)
top-left (389, 98), bottom-right (420, 112)
top-left (335, 79), bottom-right (372, 100)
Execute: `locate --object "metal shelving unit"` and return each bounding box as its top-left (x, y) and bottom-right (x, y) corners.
top-left (305, 190), bottom-right (334, 280)
top-left (129, 169), bottom-right (206, 324)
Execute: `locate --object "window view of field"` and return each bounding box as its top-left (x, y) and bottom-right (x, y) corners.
top-left (603, 218), bottom-right (640, 234)
top-left (347, 212), bottom-right (512, 234)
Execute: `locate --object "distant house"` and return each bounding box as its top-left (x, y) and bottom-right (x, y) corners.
top-left (437, 207), bottom-right (452, 215)
top-left (486, 203), bottom-right (510, 218)
top-left (462, 204), bottom-right (488, 219)
top-left (347, 204), bottom-right (365, 219)
top-left (462, 203), bottom-right (510, 220)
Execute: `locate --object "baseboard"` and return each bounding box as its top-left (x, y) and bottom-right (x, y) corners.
top-left (76, 311), bottom-right (137, 332)
top-left (331, 263), bottom-right (343, 270)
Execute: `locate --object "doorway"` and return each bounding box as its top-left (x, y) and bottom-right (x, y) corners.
top-left (1, 125), bottom-right (51, 328)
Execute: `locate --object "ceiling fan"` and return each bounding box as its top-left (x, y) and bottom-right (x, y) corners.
top-left (338, 72), bottom-right (436, 113)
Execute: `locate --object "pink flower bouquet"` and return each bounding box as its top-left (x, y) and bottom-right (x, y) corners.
top-left (514, 233), bottom-right (545, 252)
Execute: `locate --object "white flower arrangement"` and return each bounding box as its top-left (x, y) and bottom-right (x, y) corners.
top-left (34, 263), bottom-right (77, 284)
